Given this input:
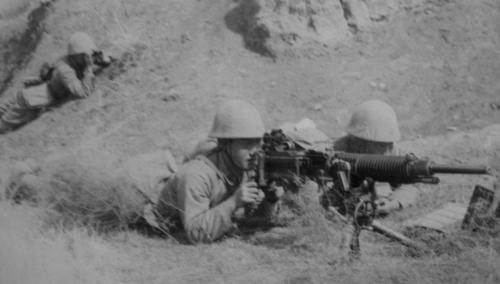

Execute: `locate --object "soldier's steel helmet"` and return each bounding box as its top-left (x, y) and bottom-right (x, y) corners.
top-left (67, 32), bottom-right (97, 56)
top-left (346, 99), bottom-right (401, 143)
top-left (209, 99), bottom-right (265, 139)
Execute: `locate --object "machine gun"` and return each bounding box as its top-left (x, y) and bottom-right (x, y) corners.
top-left (255, 129), bottom-right (490, 257)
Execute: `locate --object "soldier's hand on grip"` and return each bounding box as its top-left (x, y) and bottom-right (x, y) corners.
top-left (265, 181), bottom-right (285, 203)
top-left (233, 174), bottom-right (263, 208)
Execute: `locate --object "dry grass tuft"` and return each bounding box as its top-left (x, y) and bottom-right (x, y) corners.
top-left (6, 148), bottom-right (151, 231)
top-left (243, 184), bottom-right (352, 263)
top-left (0, 202), bottom-right (110, 284)
top-left (45, 150), bottom-right (151, 230)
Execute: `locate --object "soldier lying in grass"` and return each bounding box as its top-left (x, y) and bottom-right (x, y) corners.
top-left (155, 99), bottom-right (283, 243)
top-left (0, 32), bottom-right (113, 133)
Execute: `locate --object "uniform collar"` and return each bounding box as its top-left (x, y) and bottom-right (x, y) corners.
top-left (202, 149), bottom-right (244, 187)
top-left (196, 152), bottom-right (243, 187)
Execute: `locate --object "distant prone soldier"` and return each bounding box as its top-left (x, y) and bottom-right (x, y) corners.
top-left (0, 32), bottom-right (113, 133)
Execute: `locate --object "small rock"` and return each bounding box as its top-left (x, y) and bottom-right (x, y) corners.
top-left (378, 82), bottom-right (387, 91)
top-left (162, 89), bottom-right (180, 102)
top-left (312, 104), bottom-right (323, 111)
top-left (162, 94), bottom-right (179, 102)
top-left (447, 126), bottom-right (458, 132)
top-left (181, 33), bottom-right (191, 44)
top-left (490, 103), bottom-right (500, 110)
top-left (370, 81), bottom-right (377, 88)
top-left (238, 69), bottom-right (248, 77)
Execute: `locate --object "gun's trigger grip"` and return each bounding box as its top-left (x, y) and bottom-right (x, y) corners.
top-left (337, 171), bottom-right (350, 192)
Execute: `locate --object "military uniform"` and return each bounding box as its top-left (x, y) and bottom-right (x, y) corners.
top-left (157, 150), bottom-right (280, 243)
top-left (156, 99), bottom-right (280, 243)
top-left (0, 32), bottom-right (98, 132)
top-left (0, 58), bottom-right (95, 128)
top-left (334, 135), bottom-right (420, 214)
top-left (336, 100), bottom-right (421, 215)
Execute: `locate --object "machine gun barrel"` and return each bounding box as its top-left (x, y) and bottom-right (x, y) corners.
top-left (429, 164), bottom-right (489, 175)
top-left (333, 152), bottom-right (489, 184)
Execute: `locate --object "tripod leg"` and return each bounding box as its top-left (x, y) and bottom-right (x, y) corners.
top-left (349, 224), bottom-right (362, 260)
top-left (371, 220), bottom-right (429, 253)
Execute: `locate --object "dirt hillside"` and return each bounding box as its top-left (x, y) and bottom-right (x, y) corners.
top-left (1, 0), bottom-right (500, 283)
top-left (0, 0), bottom-right (498, 164)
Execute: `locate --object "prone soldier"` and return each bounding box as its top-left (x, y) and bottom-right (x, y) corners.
top-left (334, 99), bottom-right (420, 215)
top-left (155, 99), bottom-right (282, 243)
top-left (0, 32), bottom-right (113, 133)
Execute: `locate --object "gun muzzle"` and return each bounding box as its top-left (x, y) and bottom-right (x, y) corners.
top-left (429, 164), bottom-right (490, 175)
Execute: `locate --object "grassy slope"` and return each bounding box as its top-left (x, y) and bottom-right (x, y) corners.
top-left (0, 203), bottom-right (112, 284)
top-left (0, 0), bottom-right (500, 283)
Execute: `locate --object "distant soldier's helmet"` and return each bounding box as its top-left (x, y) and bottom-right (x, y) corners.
top-left (209, 99), bottom-right (265, 139)
top-left (67, 32), bottom-right (97, 56)
top-left (346, 99), bottom-right (401, 143)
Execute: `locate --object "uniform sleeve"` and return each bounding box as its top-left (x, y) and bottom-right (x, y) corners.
top-left (58, 65), bottom-right (94, 98)
top-left (177, 171), bottom-right (237, 243)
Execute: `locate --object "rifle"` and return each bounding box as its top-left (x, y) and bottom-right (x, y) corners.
top-left (23, 62), bottom-right (55, 87)
top-left (255, 129), bottom-right (490, 257)
top-left (92, 50), bottom-right (116, 68)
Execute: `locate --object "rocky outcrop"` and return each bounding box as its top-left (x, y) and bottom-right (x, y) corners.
top-left (0, 0), bottom-right (53, 96)
top-left (226, 0), bottom-right (351, 58)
